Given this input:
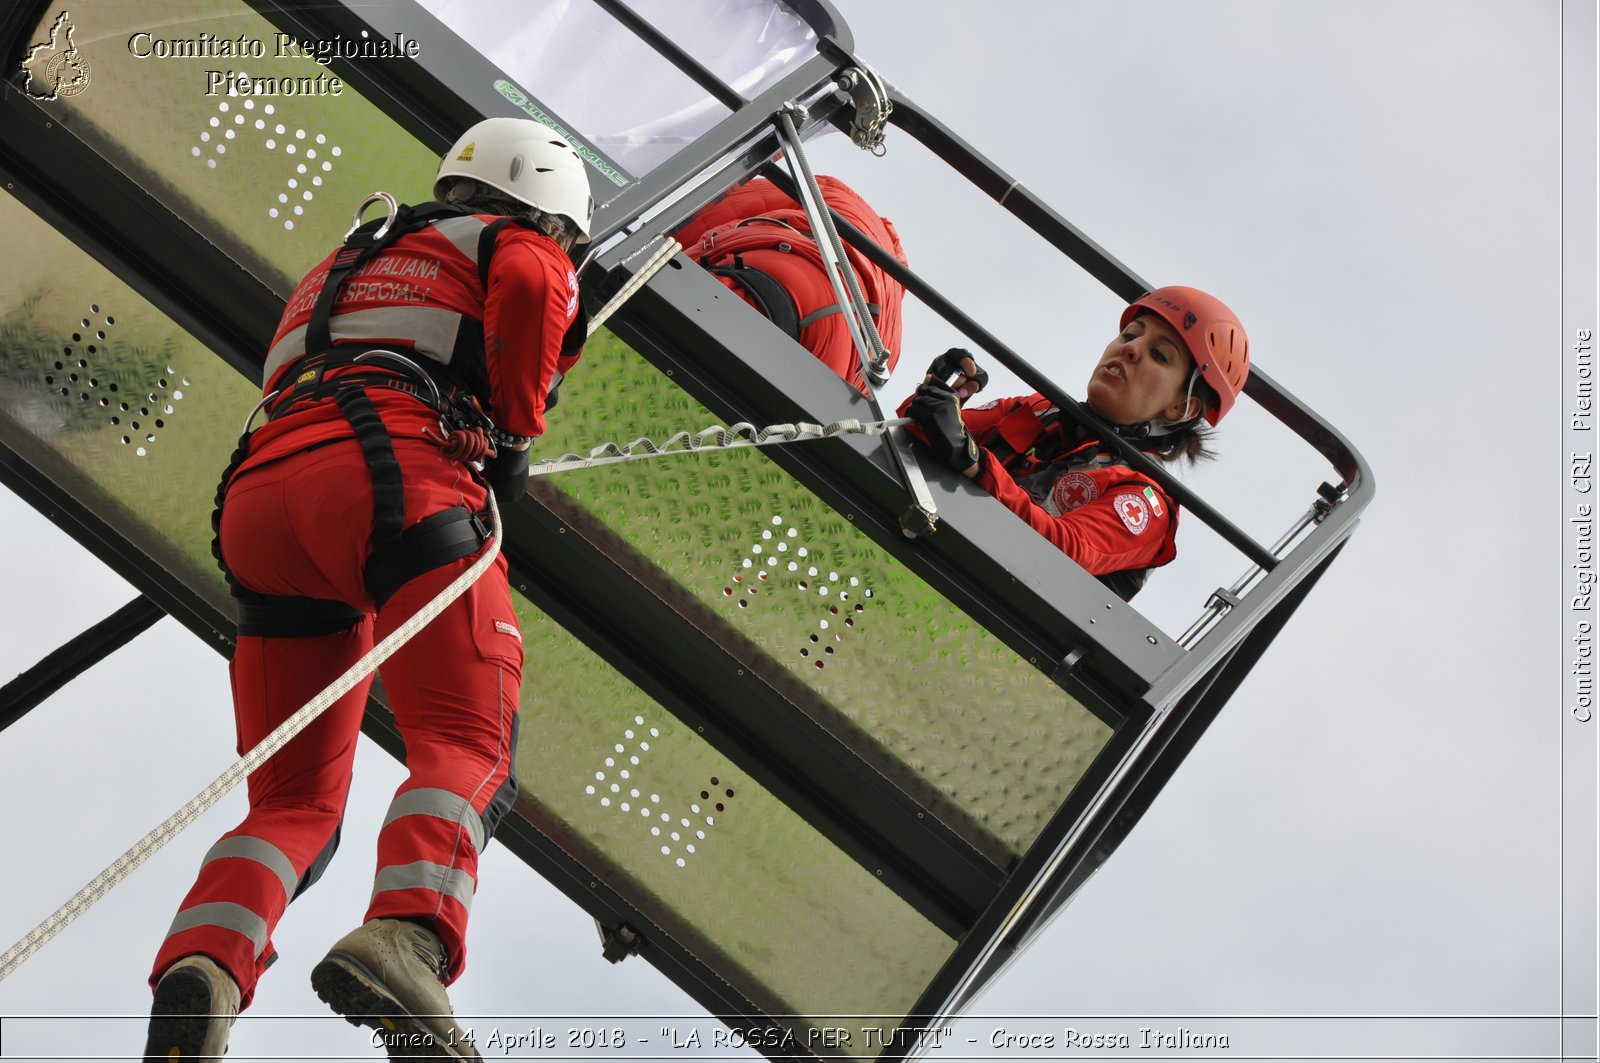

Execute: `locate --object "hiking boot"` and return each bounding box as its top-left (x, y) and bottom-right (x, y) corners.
top-left (143, 954), bottom-right (240, 1061)
top-left (310, 918), bottom-right (480, 1061)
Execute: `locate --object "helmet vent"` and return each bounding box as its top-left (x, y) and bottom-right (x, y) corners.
top-left (509, 155), bottom-right (523, 181)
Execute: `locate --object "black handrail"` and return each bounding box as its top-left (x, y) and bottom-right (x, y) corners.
top-left (589, 0), bottom-right (746, 111)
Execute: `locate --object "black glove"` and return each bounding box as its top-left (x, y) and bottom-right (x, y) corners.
top-left (924, 347), bottom-right (989, 401)
top-left (485, 444), bottom-right (531, 500)
top-left (907, 382), bottom-right (980, 472)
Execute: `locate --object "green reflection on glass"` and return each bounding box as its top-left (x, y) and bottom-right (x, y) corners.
top-left (26, 1), bottom-right (437, 296)
top-left (537, 335), bottom-right (1112, 860)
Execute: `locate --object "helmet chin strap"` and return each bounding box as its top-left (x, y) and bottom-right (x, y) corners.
top-left (1110, 368), bottom-right (1205, 441)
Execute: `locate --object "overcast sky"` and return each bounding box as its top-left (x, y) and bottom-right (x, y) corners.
top-left (0, 2), bottom-right (1591, 1061)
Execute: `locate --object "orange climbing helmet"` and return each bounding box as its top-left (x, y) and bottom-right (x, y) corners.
top-left (1120, 285), bottom-right (1249, 425)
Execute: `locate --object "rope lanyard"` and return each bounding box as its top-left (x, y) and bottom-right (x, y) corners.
top-left (529, 416), bottom-right (910, 477)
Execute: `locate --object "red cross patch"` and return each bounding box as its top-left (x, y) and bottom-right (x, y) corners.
top-left (1113, 492), bottom-right (1151, 535)
top-left (1051, 470), bottom-right (1099, 513)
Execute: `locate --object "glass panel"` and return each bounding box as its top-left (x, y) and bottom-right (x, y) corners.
top-left (20, 1), bottom-right (440, 304)
top-left (536, 347), bottom-right (1114, 858)
top-left (416, 0), bottom-right (817, 175)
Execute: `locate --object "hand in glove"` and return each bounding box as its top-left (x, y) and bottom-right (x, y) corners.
top-left (923, 347), bottom-right (989, 402)
top-left (485, 442), bottom-right (531, 501)
top-left (907, 381), bottom-right (981, 476)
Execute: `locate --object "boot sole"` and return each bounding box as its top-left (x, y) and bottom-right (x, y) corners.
top-left (144, 967), bottom-right (227, 1061)
top-left (310, 953), bottom-right (480, 1061)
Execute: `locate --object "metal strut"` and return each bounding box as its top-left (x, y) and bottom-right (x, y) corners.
top-left (773, 104), bottom-right (939, 538)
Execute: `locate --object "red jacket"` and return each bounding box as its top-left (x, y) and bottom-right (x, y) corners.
top-left (676, 176), bottom-right (907, 394)
top-left (910, 391), bottom-right (1179, 589)
top-left (250, 213), bottom-right (578, 469)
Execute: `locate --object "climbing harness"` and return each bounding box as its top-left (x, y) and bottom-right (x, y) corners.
top-left (222, 190), bottom-right (579, 625)
top-left (0, 491), bottom-right (504, 984)
top-left (772, 102), bottom-right (939, 538)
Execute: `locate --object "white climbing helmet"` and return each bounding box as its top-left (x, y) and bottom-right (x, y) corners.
top-left (433, 117), bottom-right (594, 243)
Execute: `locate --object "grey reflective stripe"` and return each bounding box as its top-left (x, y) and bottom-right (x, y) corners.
top-left (263, 303), bottom-right (465, 385)
top-left (165, 901), bottom-right (269, 957)
top-left (371, 861), bottom-right (475, 910)
top-left (384, 788), bottom-right (486, 854)
top-left (796, 301), bottom-right (882, 330)
top-left (331, 307), bottom-right (463, 365)
top-left (263, 322), bottom-right (310, 385)
top-left (433, 215), bottom-right (489, 263)
top-left (201, 836), bottom-right (299, 903)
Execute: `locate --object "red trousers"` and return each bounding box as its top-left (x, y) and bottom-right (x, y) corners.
top-left (151, 433), bottom-right (523, 1008)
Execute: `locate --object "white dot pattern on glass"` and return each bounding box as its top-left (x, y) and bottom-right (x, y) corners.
top-left (45, 307), bottom-right (187, 461)
top-left (723, 514), bottom-right (873, 670)
top-left (581, 714), bottom-right (735, 868)
top-left (191, 92), bottom-right (340, 230)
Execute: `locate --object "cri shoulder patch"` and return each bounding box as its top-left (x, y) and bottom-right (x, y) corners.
top-left (1113, 491), bottom-right (1151, 535)
top-left (1051, 470), bottom-right (1099, 513)
top-left (493, 619), bottom-right (522, 642)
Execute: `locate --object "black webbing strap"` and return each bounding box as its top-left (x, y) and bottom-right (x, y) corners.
top-left (306, 215), bottom-right (404, 357)
top-left (334, 387), bottom-right (406, 596)
top-left (304, 200), bottom-right (474, 356)
top-left (212, 424), bottom-right (367, 637)
top-left (707, 256), bottom-right (802, 340)
top-left (235, 593), bottom-right (366, 638)
top-left (267, 354), bottom-right (426, 422)
top-left (476, 215), bottom-right (521, 290)
top-left (363, 505), bottom-right (490, 607)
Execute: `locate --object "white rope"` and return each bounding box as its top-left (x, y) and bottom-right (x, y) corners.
top-left (588, 236), bottom-right (681, 337)
top-left (0, 493), bottom-right (504, 983)
top-left (529, 416), bottom-right (911, 477)
top-left (0, 233), bottom-right (686, 982)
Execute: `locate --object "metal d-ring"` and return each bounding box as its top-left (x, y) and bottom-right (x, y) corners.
top-left (343, 191), bottom-right (400, 241)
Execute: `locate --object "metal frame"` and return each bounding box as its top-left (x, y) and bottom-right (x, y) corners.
top-left (0, 595), bottom-right (163, 733)
top-left (0, 0), bottom-right (1373, 1057)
